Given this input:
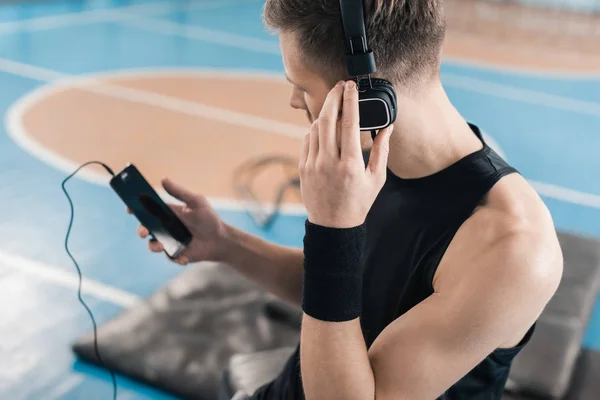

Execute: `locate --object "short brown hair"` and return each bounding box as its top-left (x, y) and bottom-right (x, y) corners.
top-left (264, 0), bottom-right (446, 90)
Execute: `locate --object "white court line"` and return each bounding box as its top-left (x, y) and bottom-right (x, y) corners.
top-left (442, 73), bottom-right (600, 117)
top-left (46, 375), bottom-right (85, 400)
top-left (0, 248), bottom-right (226, 316)
top-left (2, 0), bottom-right (598, 111)
top-left (0, 0), bottom-right (597, 82)
top-left (0, 57), bottom-right (67, 81)
top-left (442, 57), bottom-right (600, 81)
top-left (0, 58), bottom-right (306, 142)
top-left (1, 60), bottom-right (598, 212)
top-left (161, 192), bottom-right (308, 216)
top-left (113, 12), bottom-right (600, 93)
top-left (0, 0), bottom-right (245, 35)
top-left (1, 61), bottom-right (309, 214)
top-left (442, 30), bottom-right (600, 80)
top-left (530, 180), bottom-right (600, 209)
top-left (122, 15), bottom-right (281, 55)
top-left (0, 249), bottom-right (141, 307)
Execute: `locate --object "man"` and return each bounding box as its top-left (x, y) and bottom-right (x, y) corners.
top-left (134, 0), bottom-right (563, 398)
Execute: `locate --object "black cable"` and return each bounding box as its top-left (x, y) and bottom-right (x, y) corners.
top-left (232, 155), bottom-right (300, 229)
top-left (61, 161), bottom-right (117, 400)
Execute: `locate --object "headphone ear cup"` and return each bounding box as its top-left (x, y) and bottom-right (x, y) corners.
top-left (356, 78), bottom-right (397, 130)
top-left (366, 78), bottom-right (397, 124)
top-left (370, 78), bottom-right (397, 107)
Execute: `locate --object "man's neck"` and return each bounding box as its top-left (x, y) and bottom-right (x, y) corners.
top-left (386, 83), bottom-right (483, 180)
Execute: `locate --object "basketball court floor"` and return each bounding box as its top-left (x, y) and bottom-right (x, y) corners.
top-left (0, 0), bottom-right (599, 398)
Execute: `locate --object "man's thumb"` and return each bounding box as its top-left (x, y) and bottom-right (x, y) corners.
top-left (368, 124), bottom-right (393, 177)
top-left (162, 178), bottom-right (197, 206)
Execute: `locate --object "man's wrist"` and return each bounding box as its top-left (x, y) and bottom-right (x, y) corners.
top-left (213, 222), bottom-right (238, 263)
top-left (302, 220), bottom-right (366, 322)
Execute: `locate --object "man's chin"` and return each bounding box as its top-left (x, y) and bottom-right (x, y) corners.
top-left (334, 132), bottom-right (374, 152)
top-left (360, 131), bottom-right (374, 152)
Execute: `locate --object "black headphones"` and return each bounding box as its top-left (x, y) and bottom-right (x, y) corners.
top-left (339, 0), bottom-right (397, 132)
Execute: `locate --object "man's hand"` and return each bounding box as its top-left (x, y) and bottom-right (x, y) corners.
top-left (130, 178), bottom-right (229, 266)
top-left (299, 80), bottom-right (394, 229)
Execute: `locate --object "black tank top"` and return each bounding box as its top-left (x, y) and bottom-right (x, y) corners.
top-left (252, 124), bottom-right (535, 400)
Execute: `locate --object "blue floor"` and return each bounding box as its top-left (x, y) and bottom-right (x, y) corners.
top-left (0, 0), bottom-right (599, 398)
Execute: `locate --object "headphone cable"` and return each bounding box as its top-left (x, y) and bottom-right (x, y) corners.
top-left (232, 155), bottom-right (300, 229)
top-left (62, 161), bottom-right (118, 400)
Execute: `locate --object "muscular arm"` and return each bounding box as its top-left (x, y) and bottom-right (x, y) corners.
top-left (300, 203), bottom-right (563, 400)
top-left (221, 224), bottom-right (304, 305)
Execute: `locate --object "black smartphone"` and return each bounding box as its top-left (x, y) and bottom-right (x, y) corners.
top-left (110, 164), bottom-right (192, 259)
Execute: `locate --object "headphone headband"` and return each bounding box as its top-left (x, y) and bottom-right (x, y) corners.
top-left (339, 0), bottom-right (376, 77)
top-left (339, 0), bottom-right (397, 131)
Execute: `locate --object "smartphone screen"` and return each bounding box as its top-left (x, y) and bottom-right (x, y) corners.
top-left (110, 164), bottom-right (192, 258)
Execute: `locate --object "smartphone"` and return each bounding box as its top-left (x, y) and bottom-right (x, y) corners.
top-left (110, 164), bottom-right (192, 259)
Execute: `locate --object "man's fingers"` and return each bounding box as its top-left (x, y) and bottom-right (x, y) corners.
top-left (299, 130), bottom-right (310, 169)
top-left (168, 203), bottom-right (186, 220)
top-left (173, 255), bottom-right (189, 266)
top-left (148, 239), bottom-right (164, 253)
top-left (341, 80), bottom-right (361, 160)
top-left (318, 81), bottom-right (345, 156)
top-left (137, 225), bottom-right (149, 238)
top-left (147, 238), bottom-right (189, 266)
top-left (307, 121), bottom-right (319, 164)
top-left (367, 125), bottom-right (394, 178)
top-left (162, 178), bottom-right (198, 207)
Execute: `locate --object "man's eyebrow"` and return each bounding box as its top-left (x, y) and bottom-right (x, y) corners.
top-left (285, 73), bottom-right (304, 90)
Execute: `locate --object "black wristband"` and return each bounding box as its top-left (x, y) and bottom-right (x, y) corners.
top-left (301, 220), bottom-right (366, 322)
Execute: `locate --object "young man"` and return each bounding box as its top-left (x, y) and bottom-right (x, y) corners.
top-left (134, 0), bottom-right (563, 398)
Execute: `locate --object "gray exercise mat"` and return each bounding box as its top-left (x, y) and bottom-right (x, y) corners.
top-left (72, 263), bottom-right (300, 400)
top-left (73, 232), bottom-right (600, 400)
top-left (505, 232), bottom-right (600, 398)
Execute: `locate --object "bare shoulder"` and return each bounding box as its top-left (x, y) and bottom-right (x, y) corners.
top-left (434, 173), bottom-right (564, 346)
top-left (435, 173), bottom-right (563, 286)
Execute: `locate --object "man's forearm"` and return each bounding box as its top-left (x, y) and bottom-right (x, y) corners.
top-left (219, 223), bottom-right (304, 305)
top-left (300, 221), bottom-right (375, 399)
top-left (301, 315), bottom-right (374, 400)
